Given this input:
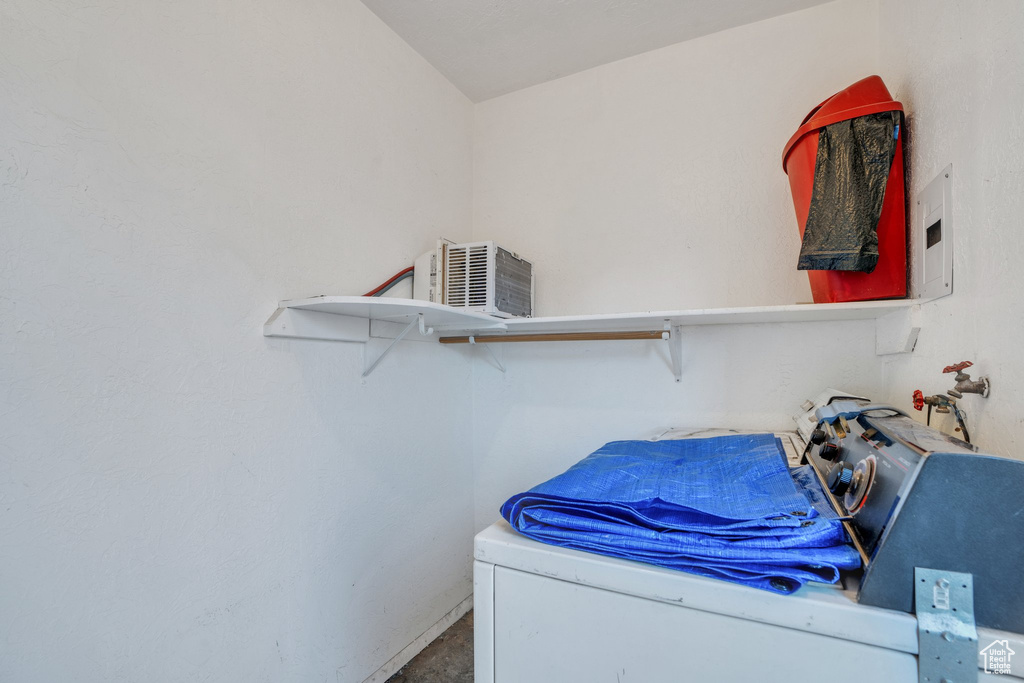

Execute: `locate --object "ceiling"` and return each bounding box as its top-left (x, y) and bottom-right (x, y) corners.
top-left (360, 0), bottom-right (834, 102)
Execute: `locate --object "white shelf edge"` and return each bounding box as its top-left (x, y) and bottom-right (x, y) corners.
top-left (274, 295), bottom-right (509, 332)
top-left (266, 296), bottom-right (928, 335)
top-left (264, 297), bottom-right (927, 365)
top-left (486, 299), bottom-right (928, 334)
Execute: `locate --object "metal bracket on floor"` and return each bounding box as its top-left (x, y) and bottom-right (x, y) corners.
top-left (666, 324), bottom-right (682, 382)
top-left (469, 335), bottom-right (506, 373)
top-left (915, 567), bottom-right (977, 683)
top-left (363, 314), bottom-right (433, 378)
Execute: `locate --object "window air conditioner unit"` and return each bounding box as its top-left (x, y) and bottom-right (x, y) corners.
top-left (413, 239), bottom-right (534, 318)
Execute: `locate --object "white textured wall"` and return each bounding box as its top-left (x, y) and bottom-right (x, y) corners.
top-left (470, 0), bottom-right (888, 531)
top-left (877, 0), bottom-right (1024, 459)
top-left (474, 0), bottom-right (879, 316)
top-left (0, 1), bottom-right (473, 682)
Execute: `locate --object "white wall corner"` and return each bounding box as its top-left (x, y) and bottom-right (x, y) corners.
top-left (358, 594), bottom-right (474, 683)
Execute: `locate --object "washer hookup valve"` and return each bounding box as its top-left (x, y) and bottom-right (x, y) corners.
top-left (912, 389), bottom-right (972, 443)
top-left (942, 361), bottom-right (990, 398)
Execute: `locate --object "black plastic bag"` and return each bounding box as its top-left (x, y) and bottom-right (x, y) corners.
top-left (797, 112), bottom-right (900, 272)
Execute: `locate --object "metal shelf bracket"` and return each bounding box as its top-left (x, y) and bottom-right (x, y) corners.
top-left (362, 314), bottom-right (432, 378)
top-left (876, 304), bottom-right (921, 355)
top-left (469, 335), bottom-right (506, 373)
top-left (666, 324), bottom-right (682, 382)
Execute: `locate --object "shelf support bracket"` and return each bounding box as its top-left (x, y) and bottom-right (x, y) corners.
top-left (264, 307), bottom-right (369, 343)
top-left (362, 316), bottom-right (420, 378)
top-left (666, 324), bottom-right (682, 382)
top-left (876, 304), bottom-right (921, 355)
top-left (469, 336), bottom-right (506, 373)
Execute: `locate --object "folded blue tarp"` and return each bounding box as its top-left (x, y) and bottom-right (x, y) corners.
top-left (500, 434), bottom-right (861, 594)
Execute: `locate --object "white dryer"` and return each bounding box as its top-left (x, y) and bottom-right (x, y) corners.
top-left (474, 412), bottom-right (1024, 683)
top-left (473, 520), bottom-right (1022, 682)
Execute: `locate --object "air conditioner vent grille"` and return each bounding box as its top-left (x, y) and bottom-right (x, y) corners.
top-left (446, 244), bottom-right (489, 308)
top-left (495, 247), bottom-right (533, 317)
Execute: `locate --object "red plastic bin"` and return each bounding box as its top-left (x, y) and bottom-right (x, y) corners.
top-left (782, 76), bottom-right (907, 303)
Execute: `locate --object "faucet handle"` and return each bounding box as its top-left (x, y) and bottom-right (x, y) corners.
top-left (942, 361), bottom-right (973, 374)
top-left (912, 390), bottom-right (925, 411)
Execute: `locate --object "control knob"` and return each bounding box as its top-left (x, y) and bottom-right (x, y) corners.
top-left (827, 462), bottom-right (855, 496)
top-left (819, 441), bottom-right (842, 462)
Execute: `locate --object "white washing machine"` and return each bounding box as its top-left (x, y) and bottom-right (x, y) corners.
top-left (473, 424), bottom-right (1024, 682)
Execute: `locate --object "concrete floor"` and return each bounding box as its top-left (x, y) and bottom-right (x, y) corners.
top-left (387, 611), bottom-right (474, 683)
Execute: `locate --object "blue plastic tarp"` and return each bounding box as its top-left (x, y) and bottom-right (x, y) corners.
top-left (500, 434), bottom-right (861, 594)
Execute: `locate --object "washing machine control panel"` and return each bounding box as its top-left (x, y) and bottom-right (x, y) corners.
top-left (798, 394), bottom-right (1024, 632)
top-left (807, 401), bottom-right (939, 558)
